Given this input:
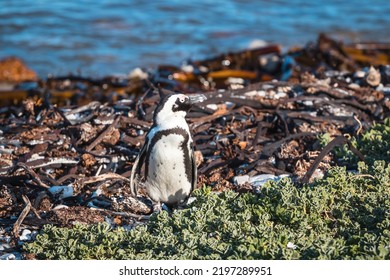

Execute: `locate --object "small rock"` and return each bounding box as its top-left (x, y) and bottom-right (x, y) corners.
top-left (248, 39), bottom-right (268, 49)
top-left (0, 243), bottom-right (11, 251)
top-left (365, 66), bottom-right (381, 87)
top-left (128, 67), bottom-right (148, 80)
top-left (287, 242), bottom-right (298, 250)
top-left (275, 92), bottom-right (288, 99)
top-left (181, 64), bottom-right (194, 73)
top-left (348, 83), bottom-right (360, 89)
top-left (206, 104), bottom-right (218, 110)
top-left (19, 229), bottom-right (32, 241)
top-left (354, 70), bottom-right (366, 79)
top-left (0, 253), bottom-right (17, 260)
top-left (112, 196), bottom-right (151, 214)
top-left (226, 77), bottom-right (245, 85)
top-left (233, 175), bottom-right (250, 186)
top-left (311, 168), bottom-right (325, 181)
top-left (53, 204), bottom-right (69, 210)
top-left (186, 197), bottom-right (197, 205)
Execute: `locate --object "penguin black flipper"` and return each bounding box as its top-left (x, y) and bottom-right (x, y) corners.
top-left (130, 142), bottom-right (147, 196)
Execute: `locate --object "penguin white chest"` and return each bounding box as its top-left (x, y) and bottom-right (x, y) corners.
top-left (146, 133), bottom-right (192, 204)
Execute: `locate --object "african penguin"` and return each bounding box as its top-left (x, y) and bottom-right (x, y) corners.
top-left (130, 90), bottom-right (206, 209)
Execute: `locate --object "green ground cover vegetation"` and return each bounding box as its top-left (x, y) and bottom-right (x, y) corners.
top-left (23, 120), bottom-right (390, 259)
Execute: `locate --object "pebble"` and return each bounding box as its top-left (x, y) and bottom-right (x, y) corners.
top-left (19, 229), bottom-right (36, 242)
top-left (243, 90), bottom-right (258, 97)
top-left (181, 64), bottom-right (194, 73)
top-left (275, 92), bottom-right (288, 99)
top-left (233, 175), bottom-right (250, 186)
top-left (301, 100), bottom-right (314, 107)
top-left (221, 59), bottom-right (231, 67)
top-left (0, 243), bottom-right (11, 251)
top-left (348, 83), bottom-right (360, 89)
top-left (53, 204), bottom-right (69, 210)
top-left (128, 67), bottom-right (148, 80)
top-left (354, 70), bottom-right (366, 79)
top-left (0, 253), bottom-right (16, 260)
top-left (248, 39), bottom-right (268, 49)
top-left (0, 252), bottom-right (22, 260)
top-left (186, 197), bottom-right (197, 205)
top-left (287, 242), bottom-right (298, 250)
top-left (206, 104), bottom-right (218, 110)
top-left (365, 66), bottom-right (381, 87)
top-left (226, 77), bottom-right (245, 85)
top-left (311, 168), bottom-right (325, 181)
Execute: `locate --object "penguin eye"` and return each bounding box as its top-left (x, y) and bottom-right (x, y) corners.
top-left (171, 95), bottom-right (190, 112)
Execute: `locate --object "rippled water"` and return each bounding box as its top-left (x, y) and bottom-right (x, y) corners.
top-left (1, 0), bottom-right (389, 77)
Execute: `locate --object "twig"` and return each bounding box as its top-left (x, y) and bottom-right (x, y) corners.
top-left (79, 172), bottom-right (132, 185)
top-left (302, 135), bottom-right (365, 184)
top-left (86, 116), bottom-right (121, 152)
top-left (23, 158), bottom-right (78, 169)
top-left (354, 115), bottom-right (363, 135)
top-left (94, 208), bottom-right (151, 221)
top-left (16, 162), bottom-right (50, 188)
top-left (23, 195), bottom-right (42, 219)
top-left (12, 195), bottom-right (32, 237)
top-left (64, 101), bottom-right (101, 116)
top-left (351, 174), bottom-right (376, 180)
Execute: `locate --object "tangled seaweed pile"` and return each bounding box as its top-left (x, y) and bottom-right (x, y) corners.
top-left (0, 34), bottom-right (390, 259)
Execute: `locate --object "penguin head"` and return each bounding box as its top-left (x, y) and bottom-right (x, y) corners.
top-left (153, 93), bottom-right (206, 125)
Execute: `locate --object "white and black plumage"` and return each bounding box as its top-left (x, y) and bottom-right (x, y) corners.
top-left (130, 90), bottom-right (206, 208)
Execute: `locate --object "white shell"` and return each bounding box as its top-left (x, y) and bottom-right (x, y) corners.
top-left (19, 229), bottom-right (32, 241)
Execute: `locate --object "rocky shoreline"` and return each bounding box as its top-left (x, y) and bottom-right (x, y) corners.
top-left (1, 34), bottom-right (390, 259)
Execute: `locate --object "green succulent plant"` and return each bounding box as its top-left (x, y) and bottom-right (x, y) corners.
top-left (23, 120), bottom-right (390, 260)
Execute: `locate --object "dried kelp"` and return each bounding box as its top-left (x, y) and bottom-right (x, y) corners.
top-left (1, 35), bottom-right (390, 258)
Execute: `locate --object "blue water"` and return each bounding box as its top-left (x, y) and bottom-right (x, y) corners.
top-left (1, 0), bottom-right (389, 77)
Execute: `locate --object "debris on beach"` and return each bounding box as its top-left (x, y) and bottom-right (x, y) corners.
top-left (0, 34), bottom-right (390, 258)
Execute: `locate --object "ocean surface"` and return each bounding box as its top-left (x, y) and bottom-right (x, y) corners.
top-left (1, 0), bottom-right (390, 77)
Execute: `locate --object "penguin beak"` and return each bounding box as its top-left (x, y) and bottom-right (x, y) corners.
top-left (188, 94), bottom-right (207, 105)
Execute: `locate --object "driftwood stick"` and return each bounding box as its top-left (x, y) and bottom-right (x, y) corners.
top-left (23, 195), bottom-right (42, 220)
top-left (16, 162), bottom-right (50, 188)
top-left (86, 116), bottom-right (121, 152)
top-left (12, 195), bottom-right (32, 237)
top-left (302, 135), bottom-right (365, 184)
top-left (79, 172), bottom-right (132, 186)
top-left (94, 208), bottom-right (151, 221)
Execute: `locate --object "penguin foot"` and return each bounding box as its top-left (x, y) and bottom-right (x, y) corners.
top-left (151, 202), bottom-right (173, 215)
